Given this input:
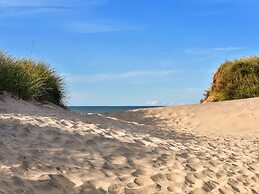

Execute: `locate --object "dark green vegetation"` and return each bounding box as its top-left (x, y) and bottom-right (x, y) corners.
top-left (0, 52), bottom-right (66, 107)
top-left (202, 57), bottom-right (259, 103)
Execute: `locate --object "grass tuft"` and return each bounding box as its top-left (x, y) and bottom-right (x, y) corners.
top-left (0, 52), bottom-right (66, 107)
top-left (202, 56), bottom-right (259, 103)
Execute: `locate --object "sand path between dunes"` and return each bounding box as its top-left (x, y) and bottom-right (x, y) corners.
top-left (0, 96), bottom-right (258, 194)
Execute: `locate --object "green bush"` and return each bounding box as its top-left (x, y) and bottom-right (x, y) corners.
top-left (202, 57), bottom-right (259, 103)
top-left (0, 52), bottom-right (66, 107)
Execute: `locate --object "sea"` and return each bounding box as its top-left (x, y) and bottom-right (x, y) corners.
top-left (69, 106), bottom-right (161, 114)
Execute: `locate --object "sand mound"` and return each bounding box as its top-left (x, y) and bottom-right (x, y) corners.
top-left (0, 95), bottom-right (258, 193)
top-left (108, 97), bottom-right (259, 138)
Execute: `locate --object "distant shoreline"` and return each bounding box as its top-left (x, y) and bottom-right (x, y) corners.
top-left (69, 105), bottom-right (164, 114)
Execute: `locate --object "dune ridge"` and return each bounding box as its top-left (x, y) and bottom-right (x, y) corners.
top-left (0, 96), bottom-right (258, 194)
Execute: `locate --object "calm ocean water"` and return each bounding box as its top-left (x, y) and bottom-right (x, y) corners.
top-left (69, 106), bottom-right (161, 114)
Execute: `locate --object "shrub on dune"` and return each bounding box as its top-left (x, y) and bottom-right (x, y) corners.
top-left (0, 52), bottom-right (66, 107)
top-left (202, 57), bottom-right (259, 103)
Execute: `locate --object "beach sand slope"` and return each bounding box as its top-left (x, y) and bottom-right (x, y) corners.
top-left (0, 96), bottom-right (258, 194)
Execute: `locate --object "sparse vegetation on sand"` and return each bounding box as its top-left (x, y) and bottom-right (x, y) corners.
top-left (202, 57), bottom-right (259, 103)
top-left (0, 52), bottom-right (65, 107)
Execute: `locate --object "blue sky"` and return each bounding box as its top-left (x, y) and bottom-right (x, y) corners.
top-left (0, 0), bottom-right (259, 106)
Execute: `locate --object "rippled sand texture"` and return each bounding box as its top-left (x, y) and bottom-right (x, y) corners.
top-left (0, 96), bottom-right (258, 194)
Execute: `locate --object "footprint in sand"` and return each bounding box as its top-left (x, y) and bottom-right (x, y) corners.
top-left (151, 173), bottom-right (168, 183)
top-left (127, 182), bottom-right (139, 189)
top-left (106, 154), bottom-right (128, 165)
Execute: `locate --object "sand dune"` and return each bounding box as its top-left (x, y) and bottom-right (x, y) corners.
top-left (0, 95), bottom-right (258, 193)
top-left (107, 97), bottom-right (259, 138)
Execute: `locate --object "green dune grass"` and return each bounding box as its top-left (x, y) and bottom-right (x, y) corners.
top-left (0, 52), bottom-right (66, 107)
top-left (202, 57), bottom-right (259, 103)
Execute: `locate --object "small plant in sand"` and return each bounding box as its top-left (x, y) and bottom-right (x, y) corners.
top-left (0, 52), bottom-right (66, 107)
top-left (202, 57), bottom-right (259, 103)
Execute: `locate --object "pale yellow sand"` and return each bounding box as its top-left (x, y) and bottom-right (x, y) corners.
top-left (0, 95), bottom-right (258, 194)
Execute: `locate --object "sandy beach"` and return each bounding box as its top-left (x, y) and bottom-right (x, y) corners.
top-left (0, 95), bottom-right (258, 194)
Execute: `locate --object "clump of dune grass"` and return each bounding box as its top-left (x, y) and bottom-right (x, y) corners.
top-left (0, 52), bottom-right (66, 107)
top-left (202, 57), bottom-right (259, 103)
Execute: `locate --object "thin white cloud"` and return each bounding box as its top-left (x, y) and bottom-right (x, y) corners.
top-left (0, 0), bottom-right (68, 9)
top-left (185, 47), bottom-right (245, 54)
top-left (146, 100), bottom-right (176, 106)
top-left (0, 0), bottom-right (107, 17)
top-left (63, 70), bottom-right (175, 83)
top-left (70, 91), bottom-right (92, 101)
top-left (0, 0), bottom-right (106, 8)
top-left (0, 1), bottom-right (67, 18)
top-left (0, 0), bottom-right (39, 7)
top-left (67, 91), bottom-right (93, 105)
top-left (146, 100), bottom-right (159, 106)
top-left (212, 47), bottom-right (244, 51)
top-left (64, 21), bottom-right (143, 33)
